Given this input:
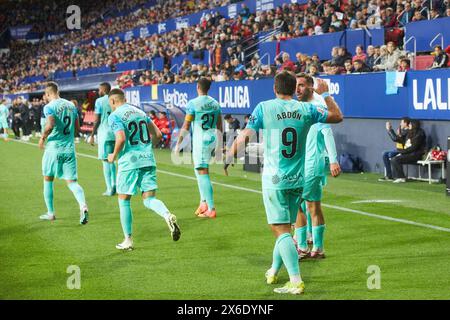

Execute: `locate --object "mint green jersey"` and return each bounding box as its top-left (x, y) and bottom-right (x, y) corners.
top-left (247, 98), bottom-right (328, 190)
top-left (186, 95), bottom-right (221, 142)
top-left (304, 94), bottom-right (337, 178)
top-left (108, 103), bottom-right (155, 171)
top-left (43, 98), bottom-right (79, 152)
top-left (94, 95), bottom-right (115, 141)
top-left (0, 104), bottom-right (8, 120)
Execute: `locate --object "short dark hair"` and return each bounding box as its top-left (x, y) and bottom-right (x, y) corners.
top-left (109, 88), bottom-right (125, 100)
top-left (100, 82), bottom-right (111, 93)
top-left (274, 70), bottom-right (297, 96)
top-left (296, 72), bottom-right (314, 86)
top-left (45, 82), bottom-right (59, 94)
top-left (401, 117), bottom-right (411, 125)
top-left (197, 77), bottom-right (211, 93)
top-left (224, 114), bottom-right (232, 120)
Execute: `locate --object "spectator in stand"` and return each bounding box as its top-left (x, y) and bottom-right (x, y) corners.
top-left (353, 59), bottom-right (371, 73)
top-left (352, 45), bottom-right (367, 63)
top-left (344, 59), bottom-right (354, 74)
top-left (330, 46), bottom-right (340, 65)
top-left (280, 53), bottom-right (296, 72)
top-left (398, 58), bottom-right (411, 71)
top-left (308, 64), bottom-right (320, 76)
top-left (390, 120), bottom-right (427, 183)
top-left (446, 7), bottom-right (450, 17)
top-left (430, 8), bottom-right (441, 19)
top-left (373, 41), bottom-right (403, 71)
top-left (239, 3), bottom-right (251, 22)
top-left (384, 7), bottom-right (398, 27)
top-left (430, 45), bottom-right (449, 69)
top-left (411, 9), bottom-right (425, 21)
top-left (366, 45), bottom-right (377, 70)
top-left (294, 53), bottom-right (307, 73)
top-left (335, 47), bottom-right (353, 67)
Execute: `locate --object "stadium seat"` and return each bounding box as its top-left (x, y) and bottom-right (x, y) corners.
top-left (80, 111), bottom-right (95, 134)
top-left (414, 55), bottom-right (434, 70)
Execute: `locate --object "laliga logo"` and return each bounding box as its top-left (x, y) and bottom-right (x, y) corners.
top-left (322, 79), bottom-right (340, 95)
top-left (163, 89), bottom-right (188, 108)
top-left (413, 78), bottom-right (449, 110)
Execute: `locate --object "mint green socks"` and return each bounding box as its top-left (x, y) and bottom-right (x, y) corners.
top-left (295, 226), bottom-right (308, 250)
top-left (271, 241), bottom-right (283, 274)
top-left (143, 197), bottom-right (170, 219)
top-left (102, 162), bottom-right (117, 191)
top-left (43, 180), bottom-right (54, 214)
top-left (102, 162), bottom-right (112, 191)
top-left (276, 233), bottom-right (300, 277)
top-left (119, 199), bottom-right (132, 237)
top-left (194, 170), bottom-right (206, 203)
top-left (110, 162), bottom-right (116, 189)
top-left (67, 182), bottom-right (86, 208)
top-left (301, 201), bottom-right (312, 236)
top-left (197, 173), bottom-right (214, 210)
top-left (312, 224), bottom-right (326, 251)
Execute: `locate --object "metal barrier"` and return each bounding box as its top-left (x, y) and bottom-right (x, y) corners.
top-left (404, 36), bottom-right (417, 69)
top-left (429, 33), bottom-right (443, 49)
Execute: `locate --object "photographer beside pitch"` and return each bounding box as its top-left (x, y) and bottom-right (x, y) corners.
top-left (224, 71), bottom-right (343, 295)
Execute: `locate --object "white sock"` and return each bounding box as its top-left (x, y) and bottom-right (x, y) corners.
top-left (290, 274), bottom-right (302, 284)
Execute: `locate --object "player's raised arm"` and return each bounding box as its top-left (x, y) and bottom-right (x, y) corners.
top-left (314, 79), bottom-right (343, 124)
top-left (147, 118), bottom-right (163, 147)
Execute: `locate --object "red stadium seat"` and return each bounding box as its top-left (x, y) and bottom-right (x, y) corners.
top-left (414, 55), bottom-right (434, 70)
top-left (80, 111), bottom-right (96, 134)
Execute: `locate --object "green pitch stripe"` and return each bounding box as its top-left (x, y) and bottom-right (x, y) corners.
top-left (12, 139), bottom-right (450, 234)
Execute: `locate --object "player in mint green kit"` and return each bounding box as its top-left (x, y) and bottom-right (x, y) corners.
top-left (107, 88), bottom-right (181, 250)
top-left (295, 74), bottom-right (342, 260)
top-left (89, 82), bottom-right (116, 196)
top-left (38, 82), bottom-right (89, 225)
top-left (0, 99), bottom-right (10, 141)
top-left (224, 71), bottom-right (343, 295)
top-left (174, 77), bottom-right (222, 219)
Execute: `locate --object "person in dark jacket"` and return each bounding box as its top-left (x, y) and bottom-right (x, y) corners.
top-left (430, 45), bottom-right (449, 69)
top-left (379, 117), bottom-right (410, 181)
top-left (390, 120), bottom-right (426, 183)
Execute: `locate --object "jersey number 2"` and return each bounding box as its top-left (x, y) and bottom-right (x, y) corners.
top-left (128, 121), bottom-right (151, 145)
top-left (201, 114), bottom-right (215, 130)
top-left (63, 116), bottom-right (71, 135)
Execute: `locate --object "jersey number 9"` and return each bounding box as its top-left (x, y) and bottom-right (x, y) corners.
top-left (281, 127), bottom-right (298, 159)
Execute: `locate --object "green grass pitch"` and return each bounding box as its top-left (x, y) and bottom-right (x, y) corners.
top-left (1, 138), bottom-right (450, 300)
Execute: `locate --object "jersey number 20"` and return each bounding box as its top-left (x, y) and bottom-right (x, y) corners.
top-left (128, 120), bottom-right (151, 145)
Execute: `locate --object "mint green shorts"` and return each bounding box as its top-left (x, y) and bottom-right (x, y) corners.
top-left (262, 188), bottom-right (303, 225)
top-left (302, 175), bottom-right (327, 202)
top-left (98, 140), bottom-right (115, 160)
top-left (0, 119), bottom-right (8, 129)
top-left (117, 166), bottom-right (158, 195)
top-left (193, 135), bottom-right (216, 169)
top-left (42, 150), bottom-right (78, 180)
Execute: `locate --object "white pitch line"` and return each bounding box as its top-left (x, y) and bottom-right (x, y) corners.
top-left (10, 139), bottom-right (450, 234)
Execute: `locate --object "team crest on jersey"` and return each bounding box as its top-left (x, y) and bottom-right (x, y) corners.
top-left (316, 106), bottom-right (325, 115)
top-left (130, 155), bottom-right (138, 163)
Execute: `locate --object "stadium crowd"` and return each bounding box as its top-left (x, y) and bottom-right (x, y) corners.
top-left (1, 0), bottom-right (450, 94)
